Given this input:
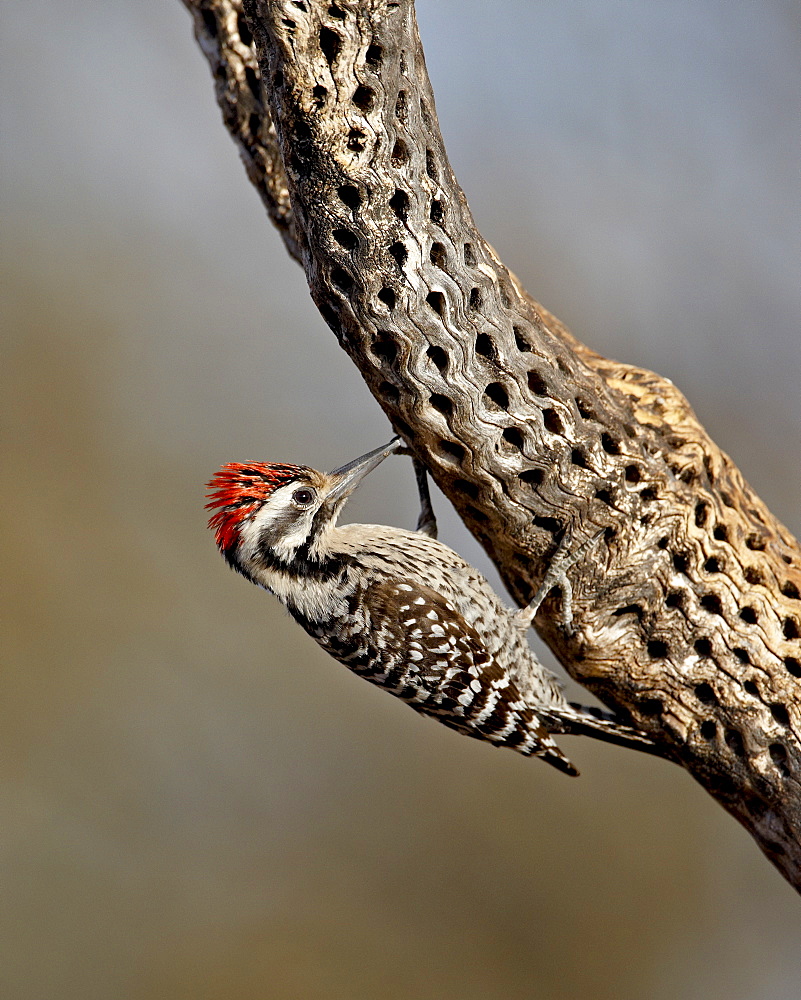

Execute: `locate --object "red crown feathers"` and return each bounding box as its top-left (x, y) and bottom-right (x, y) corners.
top-left (205, 462), bottom-right (303, 553)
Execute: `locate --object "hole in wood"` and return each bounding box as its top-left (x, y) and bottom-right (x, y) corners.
top-left (601, 433), bottom-right (620, 455)
top-left (770, 703), bottom-right (790, 727)
top-left (338, 184), bottom-right (361, 210)
top-left (528, 371), bottom-right (548, 395)
top-left (464, 243), bottom-right (476, 266)
top-left (647, 639), bottom-right (669, 659)
top-left (370, 332), bottom-right (397, 365)
top-left (725, 729), bottom-right (744, 756)
top-left (484, 383), bottom-right (509, 410)
top-left (389, 189), bottom-right (409, 221)
top-left (347, 128), bottom-right (365, 151)
top-left (543, 408), bottom-right (563, 435)
top-left (475, 333), bottom-right (495, 359)
top-left (519, 468), bottom-right (544, 487)
top-left (420, 96), bottom-right (433, 129)
top-left (244, 66), bottom-right (261, 100)
top-left (439, 440), bottom-right (465, 463)
top-left (425, 149), bottom-right (438, 181)
top-left (640, 698), bottom-right (663, 717)
top-left (694, 682), bottom-right (717, 705)
top-left (533, 515), bottom-right (562, 535)
top-left (429, 393), bottom-right (453, 415)
top-left (201, 8), bottom-right (218, 37)
top-left (429, 242), bottom-right (446, 269)
top-left (332, 228), bottom-right (357, 250)
top-left (390, 139), bottom-right (408, 166)
top-left (330, 266), bottom-right (354, 293)
top-left (613, 604), bottom-right (644, 620)
top-left (502, 427), bottom-right (524, 450)
top-left (769, 743), bottom-right (791, 777)
top-left (426, 344), bottom-right (447, 372)
top-left (785, 656), bottom-right (801, 677)
top-left (389, 241), bottom-right (408, 269)
top-left (237, 12), bottom-right (253, 44)
top-left (318, 300), bottom-right (339, 334)
top-left (352, 85), bottom-right (374, 111)
top-left (426, 291), bottom-right (445, 316)
top-left (377, 287), bottom-right (396, 309)
top-left (319, 26), bottom-right (341, 65)
top-left (430, 199), bottom-right (444, 224)
top-left (673, 552), bottom-right (689, 574)
top-left (513, 327), bottom-right (531, 352)
top-left (701, 594), bottom-right (724, 616)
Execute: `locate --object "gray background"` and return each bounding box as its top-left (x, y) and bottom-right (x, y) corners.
top-left (3, 1), bottom-right (800, 997)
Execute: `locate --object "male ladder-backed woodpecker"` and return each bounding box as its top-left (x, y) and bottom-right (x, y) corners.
top-left (206, 437), bottom-right (660, 775)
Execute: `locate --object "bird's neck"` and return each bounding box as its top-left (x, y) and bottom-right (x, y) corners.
top-left (247, 525), bottom-right (356, 620)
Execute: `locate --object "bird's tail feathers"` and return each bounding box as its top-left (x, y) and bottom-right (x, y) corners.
top-left (544, 703), bottom-right (670, 760)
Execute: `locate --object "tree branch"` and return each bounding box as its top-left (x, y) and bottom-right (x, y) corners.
top-left (182, 0), bottom-right (801, 890)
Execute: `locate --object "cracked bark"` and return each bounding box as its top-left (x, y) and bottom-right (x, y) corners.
top-left (181, 0), bottom-right (801, 890)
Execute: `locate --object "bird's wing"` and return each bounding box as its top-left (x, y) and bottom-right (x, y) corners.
top-left (362, 577), bottom-right (578, 775)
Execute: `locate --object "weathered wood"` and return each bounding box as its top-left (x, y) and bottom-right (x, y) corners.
top-left (182, 0), bottom-right (801, 889)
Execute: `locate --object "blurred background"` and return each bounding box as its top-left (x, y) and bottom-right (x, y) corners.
top-left (2, 1), bottom-right (800, 997)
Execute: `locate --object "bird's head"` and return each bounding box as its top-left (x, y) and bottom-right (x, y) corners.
top-left (205, 437), bottom-right (402, 577)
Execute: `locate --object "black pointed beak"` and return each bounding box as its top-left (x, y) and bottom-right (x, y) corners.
top-left (326, 436), bottom-right (403, 504)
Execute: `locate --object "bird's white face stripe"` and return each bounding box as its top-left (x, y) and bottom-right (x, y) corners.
top-left (237, 481), bottom-right (319, 563)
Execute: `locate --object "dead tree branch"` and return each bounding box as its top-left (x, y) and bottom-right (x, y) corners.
top-left (182, 0), bottom-right (801, 890)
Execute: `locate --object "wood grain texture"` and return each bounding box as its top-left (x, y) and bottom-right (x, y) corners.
top-left (182, 0), bottom-right (801, 889)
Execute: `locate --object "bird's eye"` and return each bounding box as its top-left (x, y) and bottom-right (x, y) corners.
top-left (291, 487), bottom-right (315, 508)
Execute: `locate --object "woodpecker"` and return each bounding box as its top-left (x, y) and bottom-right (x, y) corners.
top-left (206, 437), bottom-right (661, 775)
